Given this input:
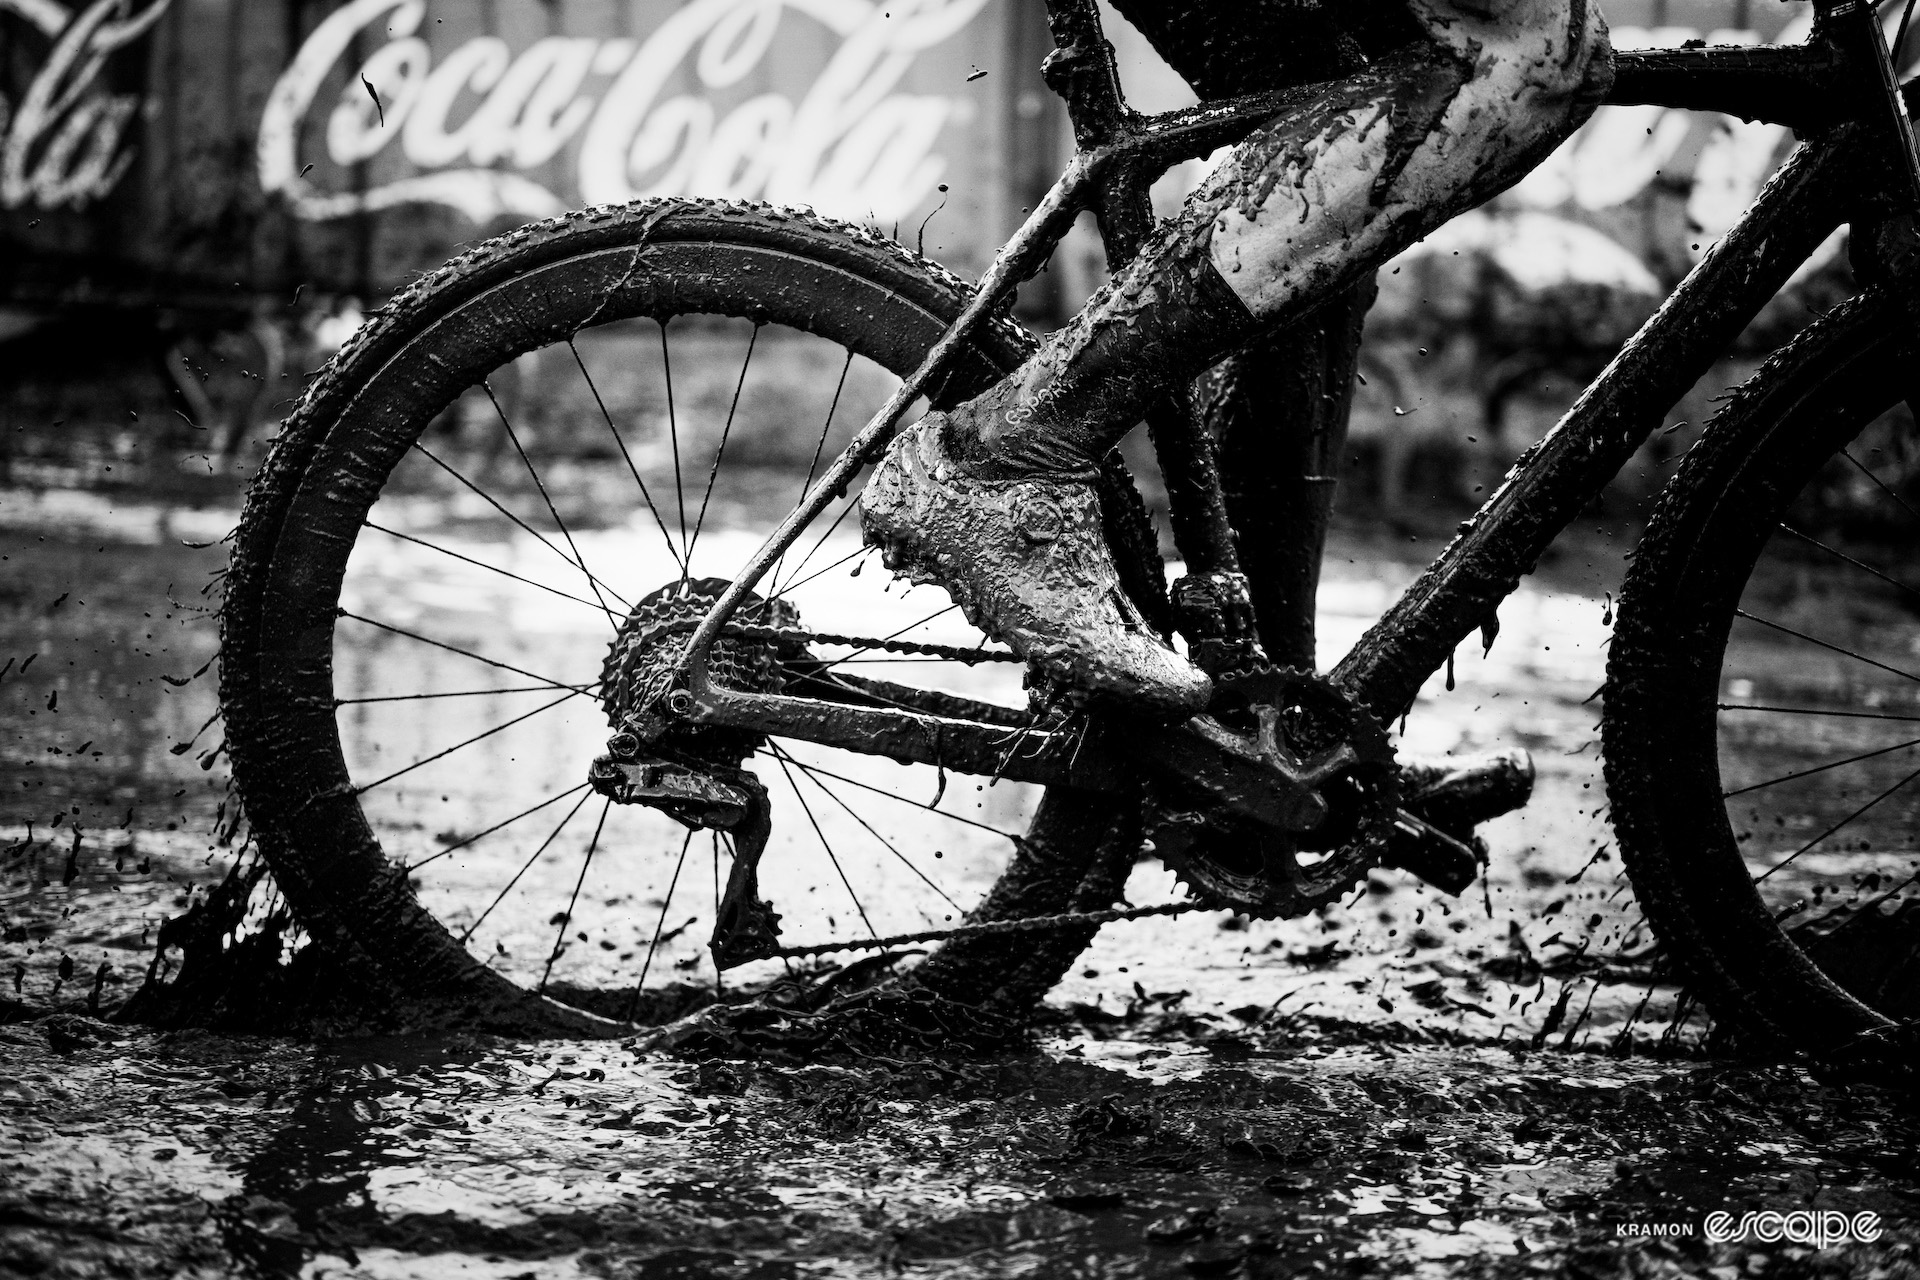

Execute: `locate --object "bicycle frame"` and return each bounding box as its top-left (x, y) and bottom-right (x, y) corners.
top-left (664, 0), bottom-right (1920, 822)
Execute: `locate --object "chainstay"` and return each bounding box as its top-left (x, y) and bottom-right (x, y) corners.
top-left (771, 901), bottom-right (1212, 960)
top-left (655, 617), bottom-right (1026, 665)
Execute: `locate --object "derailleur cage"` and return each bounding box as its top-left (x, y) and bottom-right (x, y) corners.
top-left (590, 742), bottom-right (785, 971)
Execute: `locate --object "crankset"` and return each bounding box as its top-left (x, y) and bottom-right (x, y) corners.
top-left (1146, 665), bottom-right (1400, 916)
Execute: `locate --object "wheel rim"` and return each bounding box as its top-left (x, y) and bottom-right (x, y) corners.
top-left (1710, 400), bottom-right (1920, 1021)
top-left (244, 230), bottom-right (1058, 1006)
top-left (1608, 296), bottom-right (1920, 1035)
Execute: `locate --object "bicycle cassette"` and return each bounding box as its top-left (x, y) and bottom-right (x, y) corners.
top-left (601, 576), bottom-right (808, 765)
top-left (1146, 665), bottom-right (1397, 916)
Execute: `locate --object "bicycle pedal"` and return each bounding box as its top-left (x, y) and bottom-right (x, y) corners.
top-left (1399, 748), bottom-right (1535, 832)
top-left (1384, 810), bottom-right (1485, 895)
top-left (1381, 749), bottom-right (1535, 895)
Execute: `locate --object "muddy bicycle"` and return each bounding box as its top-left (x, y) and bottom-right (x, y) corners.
top-left (220, 0), bottom-right (1920, 1044)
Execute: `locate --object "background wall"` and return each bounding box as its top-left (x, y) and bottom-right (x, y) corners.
top-left (0, 0), bottom-right (1055, 312)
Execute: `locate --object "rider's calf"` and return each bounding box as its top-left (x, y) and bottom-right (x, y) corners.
top-left (959, 0), bottom-right (1613, 478)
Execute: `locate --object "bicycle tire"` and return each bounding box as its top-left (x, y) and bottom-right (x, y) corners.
top-left (1605, 285), bottom-right (1919, 1047)
top-left (219, 198), bottom-right (1141, 1032)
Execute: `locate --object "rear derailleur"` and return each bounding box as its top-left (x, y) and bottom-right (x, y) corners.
top-left (589, 742), bottom-right (783, 970)
top-left (587, 578), bottom-right (801, 971)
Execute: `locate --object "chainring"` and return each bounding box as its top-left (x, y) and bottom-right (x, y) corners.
top-left (1147, 665), bottom-right (1398, 916)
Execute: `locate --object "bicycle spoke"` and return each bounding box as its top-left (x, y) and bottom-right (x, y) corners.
top-left (772, 752), bottom-right (880, 944)
top-left (1778, 524), bottom-right (1920, 608)
top-left (353, 689), bottom-right (585, 797)
top-left (772, 498), bottom-right (859, 598)
top-left (412, 442), bottom-right (627, 604)
top-left (1811, 867), bottom-right (1920, 940)
top-left (539, 797), bottom-right (611, 992)
top-left (1723, 734), bottom-right (1920, 799)
top-left (1719, 703), bottom-right (1920, 725)
top-left (484, 380), bottom-right (625, 622)
top-left (339, 684), bottom-right (556, 706)
top-left (686, 324), bottom-right (758, 566)
top-left (568, 337), bottom-right (684, 576)
top-left (770, 351), bottom-right (856, 591)
top-left (660, 322), bottom-right (689, 566)
top-left (407, 782), bottom-right (591, 872)
top-left (626, 827), bottom-right (695, 1017)
top-left (459, 789), bottom-right (594, 944)
top-left (1753, 760), bottom-right (1920, 883)
top-left (800, 352), bottom-right (855, 505)
top-left (764, 544), bottom-right (868, 603)
top-left (1841, 448), bottom-right (1920, 527)
top-left (772, 744), bottom-right (959, 914)
top-left (1734, 610), bottom-right (1920, 686)
top-left (777, 756), bottom-right (1016, 838)
top-left (364, 519), bottom-right (607, 612)
top-left (338, 610), bottom-right (595, 696)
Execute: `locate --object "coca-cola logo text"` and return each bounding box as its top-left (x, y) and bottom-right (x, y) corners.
top-left (1, 0), bottom-right (170, 210)
top-left (258, 0), bottom-right (987, 225)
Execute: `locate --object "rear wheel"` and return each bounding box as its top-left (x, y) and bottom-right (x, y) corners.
top-left (1605, 287), bottom-right (1920, 1046)
top-left (219, 199), bottom-right (1151, 1031)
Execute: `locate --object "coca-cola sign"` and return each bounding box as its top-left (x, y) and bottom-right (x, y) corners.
top-left (0, 0), bottom-right (170, 211)
top-left (258, 0), bottom-right (990, 226)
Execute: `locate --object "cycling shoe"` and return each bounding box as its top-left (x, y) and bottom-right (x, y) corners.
top-left (860, 413), bottom-right (1211, 718)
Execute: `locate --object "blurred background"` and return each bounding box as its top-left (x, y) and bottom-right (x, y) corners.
top-left (0, 0), bottom-right (1878, 511)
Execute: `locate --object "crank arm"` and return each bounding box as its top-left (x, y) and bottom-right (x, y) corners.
top-left (1381, 749), bottom-right (1536, 895)
top-left (1385, 810), bottom-right (1483, 896)
top-left (1124, 712), bottom-right (1334, 832)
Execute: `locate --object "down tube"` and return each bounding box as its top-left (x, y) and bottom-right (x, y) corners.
top-left (1331, 130), bottom-right (1859, 723)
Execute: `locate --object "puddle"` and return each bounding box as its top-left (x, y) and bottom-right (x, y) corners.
top-left (2, 1020), bottom-right (1914, 1278)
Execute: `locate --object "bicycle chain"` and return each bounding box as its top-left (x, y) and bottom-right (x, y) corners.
top-left (770, 900), bottom-right (1214, 959)
top-left (649, 616), bottom-right (1026, 665)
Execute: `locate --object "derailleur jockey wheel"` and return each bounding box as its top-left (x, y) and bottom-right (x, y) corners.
top-left (589, 577), bottom-right (806, 970)
top-left (1148, 665), bottom-right (1398, 917)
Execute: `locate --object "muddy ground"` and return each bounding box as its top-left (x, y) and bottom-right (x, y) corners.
top-left (3, 485), bottom-right (1917, 1278)
top-left (3, 1014), bottom-right (1917, 1279)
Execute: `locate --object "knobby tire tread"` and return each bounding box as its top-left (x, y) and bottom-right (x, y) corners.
top-left (1605, 284), bottom-right (1919, 1047)
top-left (219, 199), bottom-right (1107, 1033)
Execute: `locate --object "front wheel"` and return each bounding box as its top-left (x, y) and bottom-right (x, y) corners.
top-left (1605, 286), bottom-right (1920, 1047)
top-left (218, 199), bottom-right (1149, 1031)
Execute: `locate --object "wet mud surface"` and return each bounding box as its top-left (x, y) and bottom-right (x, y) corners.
top-left (2, 1016), bottom-right (1916, 1279)
top-left (4, 488), bottom-right (1917, 1276)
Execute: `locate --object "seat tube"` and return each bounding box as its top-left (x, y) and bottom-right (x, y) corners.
top-left (1041, 0), bottom-right (1250, 620)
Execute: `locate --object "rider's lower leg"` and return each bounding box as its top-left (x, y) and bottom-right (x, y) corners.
top-left (861, 0), bottom-right (1612, 715)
